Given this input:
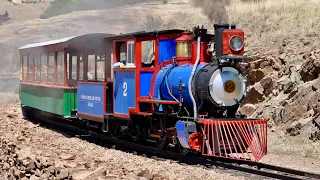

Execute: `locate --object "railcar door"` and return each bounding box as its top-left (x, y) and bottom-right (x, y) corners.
top-left (113, 40), bottom-right (136, 119)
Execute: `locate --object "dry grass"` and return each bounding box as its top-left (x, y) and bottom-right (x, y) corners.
top-left (160, 0), bottom-right (320, 53)
top-left (229, 0), bottom-right (320, 52)
top-left (0, 1), bottom-right (49, 22)
top-left (0, 93), bottom-right (19, 107)
top-left (268, 131), bottom-right (320, 158)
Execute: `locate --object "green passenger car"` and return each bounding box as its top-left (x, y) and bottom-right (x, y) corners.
top-left (19, 33), bottom-right (111, 118)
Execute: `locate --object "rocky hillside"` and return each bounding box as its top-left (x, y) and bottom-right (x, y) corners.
top-left (230, 0), bottom-right (320, 138)
top-left (240, 36), bottom-right (320, 138)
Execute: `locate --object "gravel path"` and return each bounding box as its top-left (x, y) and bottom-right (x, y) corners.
top-left (0, 104), bottom-right (241, 180)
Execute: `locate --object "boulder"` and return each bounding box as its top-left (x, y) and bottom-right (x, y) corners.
top-left (242, 83), bottom-right (265, 104)
top-left (277, 76), bottom-right (296, 94)
top-left (246, 69), bottom-right (265, 86)
top-left (239, 104), bottom-right (256, 117)
top-left (60, 154), bottom-right (76, 161)
top-left (250, 59), bottom-right (265, 69)
top-left (279, 53), bottom-right (287, 61)
top-left (282, 84), bottom-right (319, 123)
top-left (137, 170), bottom-right (154, 180)
top-left (58, 169), bottom-right (69, 179)
top-left (34, 169), bottom-right (43, 177)
top-left (310, 131), bottom-right (320, 142)
top-left (260, 76), bottom-right (275, 96)
top-left (286, 123), bottom-right (302, 136)
top-left (272, 107), bottom-right (285, 124)
top-left (300, 57), bottom-right (320, 82)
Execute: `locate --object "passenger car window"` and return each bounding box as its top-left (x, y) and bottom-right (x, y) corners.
top-left (48, 53), bottom-right (55, 84)
top-left (28, 55), bottom-right (34, 82)
top-left (41, 54), bottom-right (47, 83)
top-left (57, 52), bottom-right (64, 84)
top-left (79, 56), bottom-right (83, 81)
top-left (72, 56), bottom-right (77, 80)
top-left (97, 55), bottom-right (106, 82)
top-left (35, 55), bottom-right (40, 82)
top-left (88, 55), bottom-right (96, 81)
top-left (22, 55), bottom-right (27, 81)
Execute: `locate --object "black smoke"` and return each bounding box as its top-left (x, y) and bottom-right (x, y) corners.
top-left (191, 0), bottom-right (232, 24)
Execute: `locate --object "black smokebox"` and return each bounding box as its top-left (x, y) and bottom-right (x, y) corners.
top-left (214, 24), bottom-right (229, 57)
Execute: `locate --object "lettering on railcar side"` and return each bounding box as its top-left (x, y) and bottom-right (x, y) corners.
top-left (81, 95), bottom-right (101, 101)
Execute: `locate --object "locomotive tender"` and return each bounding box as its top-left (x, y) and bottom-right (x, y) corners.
top-left (19, 24), bottom-right (267, 162)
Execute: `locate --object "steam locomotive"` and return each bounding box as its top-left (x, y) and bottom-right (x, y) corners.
top-left (19, 24), bottom-right (267, 162)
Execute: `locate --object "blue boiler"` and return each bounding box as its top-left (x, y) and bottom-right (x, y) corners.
top-left (154, 63), bottom-right (207, 107)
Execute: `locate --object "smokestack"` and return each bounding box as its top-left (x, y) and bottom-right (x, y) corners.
top-left (214, 24), bottom-right (229, 57)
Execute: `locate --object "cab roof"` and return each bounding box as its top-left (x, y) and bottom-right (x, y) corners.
top-left (105, 29), bottom-right (184, 40)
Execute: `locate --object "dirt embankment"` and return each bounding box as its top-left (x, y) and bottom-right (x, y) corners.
top-left (0, 76), bottom-right (20, 93)
top-left (0, 104), bottom-right (240, 180)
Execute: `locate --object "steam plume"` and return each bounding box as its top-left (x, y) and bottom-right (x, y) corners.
top-left (191, 0), bottom-right (231, 24)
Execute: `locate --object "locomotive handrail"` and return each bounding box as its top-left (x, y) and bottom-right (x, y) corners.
top-left (214, 55), bottom-right (248, 60)
top-left (138, 98), bottom-right (180, 105)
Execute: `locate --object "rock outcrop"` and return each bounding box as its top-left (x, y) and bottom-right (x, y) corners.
top-left (0, 136), bottom-right (72, 179)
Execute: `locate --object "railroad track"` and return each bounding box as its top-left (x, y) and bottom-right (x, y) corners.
top-left (31, 117), bottom-right (320, 180)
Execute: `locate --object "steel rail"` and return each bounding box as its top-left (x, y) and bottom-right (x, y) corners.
top-left (31, 117), bottom-right (320, 180)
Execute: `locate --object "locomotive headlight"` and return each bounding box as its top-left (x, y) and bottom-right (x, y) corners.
top-left (229, 36), bottom-right (243, 51)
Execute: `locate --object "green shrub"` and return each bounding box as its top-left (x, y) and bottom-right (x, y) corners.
top-left (40, 0), bottom-right (74, 19)
top-left (143, 15), bottom-right (164, 31)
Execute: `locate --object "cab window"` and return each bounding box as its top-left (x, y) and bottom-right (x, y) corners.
top-left (127, 41), bottom-right (135, 66)
top-left (142, 40), bottom-right (155, 67)
top-left (120, 42), bottom-right (127, 64)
